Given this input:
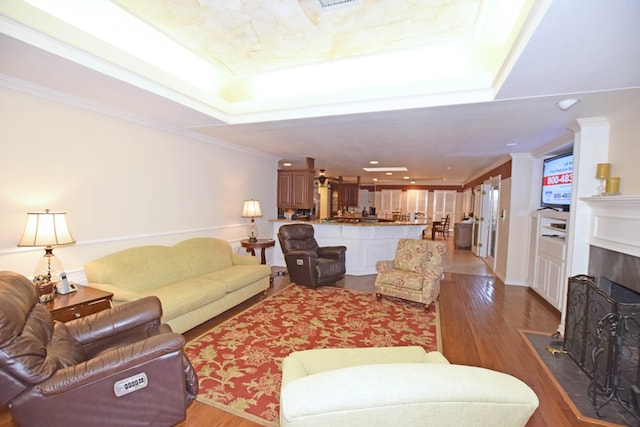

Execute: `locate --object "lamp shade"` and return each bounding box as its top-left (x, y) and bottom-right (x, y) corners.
top-left (17, 209), bottom-right (76, 248)
top-left (241, 200), bottom-right (263, 218)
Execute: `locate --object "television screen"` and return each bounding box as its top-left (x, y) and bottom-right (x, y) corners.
top-left (541, 152), bottom-right (573, 210)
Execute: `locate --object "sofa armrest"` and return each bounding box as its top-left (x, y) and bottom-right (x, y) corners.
top-left (65, 296), bottom-right (163, 347)
top-left (282, 347), bottom-right (446, 382)
top-left (231, 252), bottom-right (260, 265)
top-left (87, 282), bottom-right (141, 303)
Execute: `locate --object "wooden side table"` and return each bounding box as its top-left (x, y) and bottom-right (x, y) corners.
top-left (241, 238), bottom-right (275, 264)
top-left (44, 286), bottom-right (113, 322)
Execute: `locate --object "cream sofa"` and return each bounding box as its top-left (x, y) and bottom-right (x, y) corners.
top-left (84, 237), bottom-right (271, 334)
top-left (280, 346), bottom-right (539, 427)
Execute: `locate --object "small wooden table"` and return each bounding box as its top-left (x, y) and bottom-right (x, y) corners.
top-left (241, 238), bottom-right (275, 264)
top-left (44, 285), bottom-right (113, 322)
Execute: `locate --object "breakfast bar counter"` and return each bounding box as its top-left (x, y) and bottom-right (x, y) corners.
top-left (270, 219), bottom-right (427, 275)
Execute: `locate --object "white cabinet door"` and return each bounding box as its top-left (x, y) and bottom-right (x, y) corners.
top-left (546, 256), bottom-right (565, 310)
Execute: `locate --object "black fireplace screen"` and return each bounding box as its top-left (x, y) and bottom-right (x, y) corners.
top-left (564, 275), bottom-right (640, 421)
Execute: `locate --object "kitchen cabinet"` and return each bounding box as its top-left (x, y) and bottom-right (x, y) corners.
top-left (338, 183), bottom-right (359, 208)
top-left (278, 170), bottom-right (314, 209)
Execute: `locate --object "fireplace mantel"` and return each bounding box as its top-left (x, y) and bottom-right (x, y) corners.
top-left (580, 195), bottom-right (640, 258)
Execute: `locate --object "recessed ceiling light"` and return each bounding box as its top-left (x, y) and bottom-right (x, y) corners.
top-left (386, 172), bottom-right (393, 175)
top-left (369, 160), bottom-right (379, 165)
top-left (373, 178), bottom-right (378, 182)
top-left (403, 176), bottom-right (410, 179)
top-left (411, 181), bottom-right (416, 184)
top-left (363, 167), bottom-right (408, 172)
top-left (506, 142), bottom-right (518, 147)
top-left (556, 99), bottom-right (580, 111)
top-left (283, 162), bottom-right (292, 167)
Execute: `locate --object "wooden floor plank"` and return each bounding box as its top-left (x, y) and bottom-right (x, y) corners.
top-left (0, 239), bottom-right (605, 426)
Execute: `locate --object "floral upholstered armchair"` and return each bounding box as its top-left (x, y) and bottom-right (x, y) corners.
top-left (375, 239), bottom-right (446, 309)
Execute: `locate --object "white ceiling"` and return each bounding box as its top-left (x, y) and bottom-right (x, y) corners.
top-left (1, 0), bottom-right (640, 185)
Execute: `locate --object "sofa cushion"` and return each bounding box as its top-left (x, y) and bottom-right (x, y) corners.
top-left (393, 239), bottom-right (429, 274)
top-left (202, 264), bottom-right (271, 293)
top-left (139, 278), bottom-right (227, 321)
top-left (85, 246), bottom-right (192, 293)
top-left (174, 238), bottom-right (234, 276)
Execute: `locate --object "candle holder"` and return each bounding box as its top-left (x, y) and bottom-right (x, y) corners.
top-left (605, 177), bottom-right (621, 196)
top-left (595, 163), bottom-right (610, 196)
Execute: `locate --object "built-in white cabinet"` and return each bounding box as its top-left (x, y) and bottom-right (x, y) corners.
top-left (529, 211), bottom-right (569, 310)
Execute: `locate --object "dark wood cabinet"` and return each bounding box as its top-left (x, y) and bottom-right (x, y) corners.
top-left (338, 183), bottom-right (359, 208)
top-left (278, 170), bottom-right (314, 209)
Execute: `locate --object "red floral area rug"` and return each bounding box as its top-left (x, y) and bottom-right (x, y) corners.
top-left (184, 285), bottom-right (441, 426)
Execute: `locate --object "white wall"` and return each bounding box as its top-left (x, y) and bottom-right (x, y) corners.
top-left (504, 153), bottom-right (533, 286)
top-left (608, 102), bottom-right (640, 194)
top-left (0, 87), bottom-right (278, 281)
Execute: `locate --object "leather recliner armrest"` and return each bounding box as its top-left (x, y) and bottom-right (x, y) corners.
top-left (65, 296), bottom-right (163, 347)
top-left (284, 249), bottom-right (318, 260)
top-left (34, 333), bottom-right (186, 396)
top-left (317, 246), bottom-right (346, 259)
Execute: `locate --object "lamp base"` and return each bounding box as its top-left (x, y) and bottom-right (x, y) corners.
top-left (247, 218), bottom-right (259, 242)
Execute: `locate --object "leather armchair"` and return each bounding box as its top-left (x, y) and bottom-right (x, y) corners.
top-left (0, 271), bottom-right (198, 427)
top-left (277, 224), bottom-right (347, 287)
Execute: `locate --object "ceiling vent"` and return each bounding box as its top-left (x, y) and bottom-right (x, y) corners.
top-left (318, 0), bottom-right (359, 10)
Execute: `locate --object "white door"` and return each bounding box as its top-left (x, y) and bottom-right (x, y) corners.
top-left (474, 184), bottom-right (491, 257)
top-left (486, 176), bottom-right (501, 269)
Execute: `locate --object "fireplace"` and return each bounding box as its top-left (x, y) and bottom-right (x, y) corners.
top-left (564, 273), bottom-right (640, 421)
top-left (562, 195), bottom-right (640, 423)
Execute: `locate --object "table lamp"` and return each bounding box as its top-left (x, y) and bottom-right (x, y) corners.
top-left (17, 209), bottom-right (76, 286)
top-left (241, 200), bottom-right (262, 242)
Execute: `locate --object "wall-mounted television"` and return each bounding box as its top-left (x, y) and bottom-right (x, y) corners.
top-left (540, 152), bottom-right (573, 211)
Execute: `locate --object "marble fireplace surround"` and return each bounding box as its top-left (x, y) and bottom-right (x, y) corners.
top-left (582, 195), bottom-right (640, 293)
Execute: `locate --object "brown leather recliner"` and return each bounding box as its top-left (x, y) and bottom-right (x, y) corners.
top-left (0, 271), bottom-right (198, 427)
top-left (278, 224), bottom-right (347, 287)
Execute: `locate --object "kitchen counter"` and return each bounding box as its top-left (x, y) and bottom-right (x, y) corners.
top-left (271, 219), bottom-right (428, 275)
top-left (270, 219), bottom-right (429, 226)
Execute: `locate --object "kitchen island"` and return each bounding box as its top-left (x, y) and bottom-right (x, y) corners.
top-left (271, 219), bottom-right (428, 276)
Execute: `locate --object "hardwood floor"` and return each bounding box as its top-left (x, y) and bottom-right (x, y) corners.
top-left (0, 239), bottom-right (608, 426)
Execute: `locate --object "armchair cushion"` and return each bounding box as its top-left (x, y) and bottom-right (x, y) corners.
top-left (377, 270), bottom-right (424, 291)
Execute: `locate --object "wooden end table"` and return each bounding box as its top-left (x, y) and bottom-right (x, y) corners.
top-left (44, 285), bottom-right (113, 322)
top-left (241, 238), bottom-right (275, 264)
